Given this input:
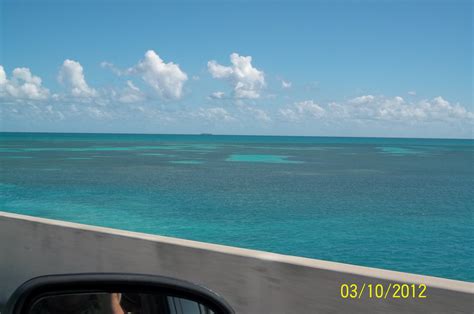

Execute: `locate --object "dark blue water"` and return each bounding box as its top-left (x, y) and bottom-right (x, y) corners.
top-left (1, 132), bottom-right (472, 281)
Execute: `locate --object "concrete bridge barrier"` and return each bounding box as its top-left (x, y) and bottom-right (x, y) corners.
top-left (0, 211), bottom-right (472, 313)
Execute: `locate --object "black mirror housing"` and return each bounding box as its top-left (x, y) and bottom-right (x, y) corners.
top-left (5, 273), bottom-right (234, 314)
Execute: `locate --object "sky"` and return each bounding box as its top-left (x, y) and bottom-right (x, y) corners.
top-left (0, 0), bottom-right (472, 138)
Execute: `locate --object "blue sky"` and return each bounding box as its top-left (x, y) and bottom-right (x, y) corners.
top-left (0, 0), bottom-right (472, 138)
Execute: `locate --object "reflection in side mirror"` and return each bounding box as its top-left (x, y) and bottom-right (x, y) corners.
top-left (30, 292), bottom-right (216, 314)
top-left (5, 274), bottom-right (233, 314)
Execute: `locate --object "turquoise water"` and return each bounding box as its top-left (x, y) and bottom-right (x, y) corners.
top-left (0, 132), bottom-right (473, 281)
top-left (226, 154), bottom-right (301, 163)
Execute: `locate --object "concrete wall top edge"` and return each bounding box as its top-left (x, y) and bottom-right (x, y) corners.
top-left (1, 210), bottom-right (473, 295)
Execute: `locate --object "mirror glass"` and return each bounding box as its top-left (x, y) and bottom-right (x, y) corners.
top-left (29, 292), bottom-right (216, 314)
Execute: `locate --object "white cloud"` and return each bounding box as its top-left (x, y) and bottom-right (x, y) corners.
top-left (207, 61), bottom-right (233, 78)
top-left (209, 91), bottom-right (225, 99)
top-left (349, 95), bottom-right (375, 104)
top-left (296, 100), bottom-right (326, 117)
top-left (126, 50), bottom-right (188, 100)
top-left (279, 100), bottom-right (325, 120)
top-left (58, 59), bottom-right (97, 97)
top-left (0, 66), bottom-right (6, 86)
top-left (281, 80), bottom-right (292, 89)
top-left (196, 107), bottom-right (235, 122)
top-left (417, 96), bottom-right (473, 120)
top-left (280, 96), bottom-right (473, 123)
top-left (117, 81), bottom-right (145, 103)
top-left (0, 65), bottom-right (50, 100)
top-left (208, 53), bottom-right (265, 99)
top-left (343, 95), bottom-right (471, 121)
top-left (408, 91), bottom-right (417, 96)
top-left (100, 61), bottom-right (123, 76)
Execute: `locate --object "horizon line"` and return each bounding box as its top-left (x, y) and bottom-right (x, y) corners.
top-left (0, 130), bottom-right (472, 141)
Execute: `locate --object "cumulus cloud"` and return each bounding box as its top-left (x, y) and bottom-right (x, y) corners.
top-left (0, 65), bottom-right (50, 100)
top-left (121, 50), bottom-right (188, 100)
top-left (196, 107), bottom-right (235, 122)
top-left (208, 53), bottom-right (265, 99)
top-left (414, 96), bottom-right (473, 121)
top-left (337, 95), bottom-right (474, 121)
top-left (280, 96), bottom-right (473, 123)
top-left (0, 66), bottom-right (6, 86)
top-left (58, 59), bottom-right (97, 97)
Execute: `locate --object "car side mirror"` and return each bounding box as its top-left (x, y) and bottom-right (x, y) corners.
top-left (4, 273), bottom-right (234, 314)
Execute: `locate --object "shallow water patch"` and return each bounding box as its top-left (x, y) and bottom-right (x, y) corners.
top-left (254, 146), bottom-right (340, 151)
top-left (226, 154), bottom-right (302, 163)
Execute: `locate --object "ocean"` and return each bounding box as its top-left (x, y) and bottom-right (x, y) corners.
top-left (0, 132), bottom-right (472, 281)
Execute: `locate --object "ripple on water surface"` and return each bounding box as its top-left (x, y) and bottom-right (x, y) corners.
top-left (138, 153), bottom-right (167, 156)
top-left (0, 182), bottom-right (16, 189)
top-left (0, 156), bottom-right (33, 159)
top-left (170, 160), bottom-right (203, 164)
top-left (377, 146), bottom-right (424, 156)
